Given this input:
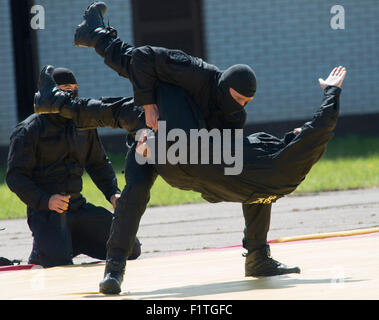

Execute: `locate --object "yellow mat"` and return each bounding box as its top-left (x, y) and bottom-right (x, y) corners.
top-left (1, 229), bottom-right (378, 300)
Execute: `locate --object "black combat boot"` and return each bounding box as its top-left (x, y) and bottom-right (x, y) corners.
top-left (34, 65), bottom-right (89, 120)
top-left (34, 65), bottom-right (72, 114)
top-left (99, 257), bottom-right (126, 294)
top-left (28, 248), bottom-right (41, 265)
top-left (74, 1), bottom-right (117, 49)
top-left (244, 244), bottom-right (301, 277)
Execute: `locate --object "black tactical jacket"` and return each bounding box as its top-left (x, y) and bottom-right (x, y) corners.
top-left (6, 112), bottom-right (120, 211)
top-left (53, 84), bottom-right (341, 205)
top-left (101, 39), bottom-right (247, 130)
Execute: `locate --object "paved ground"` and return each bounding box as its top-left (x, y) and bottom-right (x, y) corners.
top-left (0, 188), bottom-right (378, 264)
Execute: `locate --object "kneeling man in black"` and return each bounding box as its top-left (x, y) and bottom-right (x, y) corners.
top-left (7, 67), bottom-right (141, 268)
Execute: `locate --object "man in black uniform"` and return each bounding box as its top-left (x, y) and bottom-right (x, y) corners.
top-left (7, 67), bottom-right (141, 268)
top-left (74, 2), bottom-right (256, 133)
top-left (72, 2), bottom-right (266, 294)
top-left (35, 63), bottom-right (346, 293)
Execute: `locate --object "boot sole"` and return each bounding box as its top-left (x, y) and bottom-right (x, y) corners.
top-left (246, 267), bottom-right (301, 277)
top-left (99, 278), bottom-right (122, 295)
top-left (74, 2), bottom-right (107, 46)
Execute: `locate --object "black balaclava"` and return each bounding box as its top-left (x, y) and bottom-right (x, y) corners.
top-left (216, 64), bottom-right (256, 114)
top-left (52, 68), bottom-right (78, 98)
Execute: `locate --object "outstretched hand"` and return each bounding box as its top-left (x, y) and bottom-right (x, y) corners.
top-left (318, 66), bottom-right (346, 90)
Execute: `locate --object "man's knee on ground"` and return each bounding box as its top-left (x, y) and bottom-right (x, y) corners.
top-left (37, 247), bottom-right (73, 268)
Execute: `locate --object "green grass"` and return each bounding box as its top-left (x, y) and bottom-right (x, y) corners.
top-left (0, 135), bottom-right (378, 220)
top-left (296, 135), bottom-right (379, 192)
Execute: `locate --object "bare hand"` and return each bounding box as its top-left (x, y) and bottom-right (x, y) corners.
top-left (48, 194), bottom-right (71, 214)
top-left (143, 104), bottom-right (159, 131)
top-left (318, 66), bottom-right (347, 90)
top-left (110, 193), bottom-right (120, 209)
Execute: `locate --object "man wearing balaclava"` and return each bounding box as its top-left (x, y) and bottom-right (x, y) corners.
top-left (66, 2), bottom-right (293, 294)
top-left (6, 67), bottom-right (141, 268)
top-left (74, 2), bottom-right (256, 132)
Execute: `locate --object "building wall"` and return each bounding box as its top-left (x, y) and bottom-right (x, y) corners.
top-left (35, 0), bottom-right (135, 138)
top-left (0, 1), bottom-right (18, 146)
top-left (0, 0), bottom-right (378, 148)
top-left (32, 0), bottom-right (379, 126)
top-left (203, 0), bottom-right (379, 124)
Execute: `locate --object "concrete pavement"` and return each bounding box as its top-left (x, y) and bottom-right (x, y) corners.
top-left (0, 188), bottom-right (378, 264)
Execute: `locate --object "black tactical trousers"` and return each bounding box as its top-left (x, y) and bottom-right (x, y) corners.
top-left (27, 203), bottom-right (114, 267)
top-left (242, 203), bottom-right (272, 252)
top-left (106, 145), bottom-right (157, 260)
